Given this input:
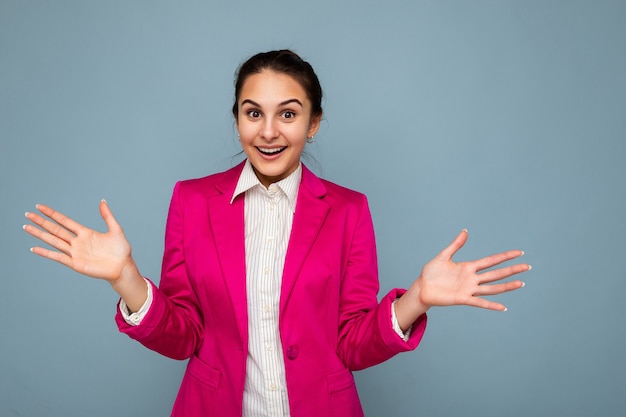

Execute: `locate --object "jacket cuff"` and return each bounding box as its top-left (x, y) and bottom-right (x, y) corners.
top-left (379, 288), bottom-right (427, 351)
top-left (115, 279), bottom-right (167, 340)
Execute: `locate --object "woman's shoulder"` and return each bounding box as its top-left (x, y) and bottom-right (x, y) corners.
top-left (302, 165), bottom-right (368, 205)
top-left (320, 177), bottom-right (365, 200)
top-left (175, 163), bottom-right (245, 194)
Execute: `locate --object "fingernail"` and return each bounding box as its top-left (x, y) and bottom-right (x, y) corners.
top-left (22, 224), bottom-right (27, 230)
top-left (521, 281), bottom-right (526, 287)
top-left (24, 212), bottom-right (30, 218)
top-left (503, 307), bottom-right (508, 312)
top-left (101, 198), bottom-right (107, 203)
top-left (528, 265), bottom-right (533, 271)
top-left (520, 250), bottom-right (525, 256)
top-left (462, 228), bottom-right (468, 233)
top-left (29, 247), bottom-right (34, 252)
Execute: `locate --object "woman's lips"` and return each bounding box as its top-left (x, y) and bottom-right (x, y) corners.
top-left (256, 146), bottom-right (287, 156)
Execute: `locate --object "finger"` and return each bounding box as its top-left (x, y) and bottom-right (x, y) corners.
top-left (30, 245), bottom-right (73, 268)
top-left (473, 280), bottom-right (525, 297)
top-left (438, 229), bottom-right (469, 260)
top-left (25, 210), bottom-right (76, 243)
top-left (465, 296), bottom-right (508, 312)
top-left (99, 199), bottom-right (122, 233)
top-left (35, 204), bottom-right (83, 235)
top-left (478, 263), bottom-right (531, 284)
top-left (473, 250), bottom-right (525, 272)
top-left (23, 223), bottom-right (72, 254)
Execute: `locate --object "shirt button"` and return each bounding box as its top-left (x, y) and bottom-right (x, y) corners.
top-left (269, 383), bottom-right (278, 391)
top-left (263, 266), bottom-right (270, 275)
top-left (263, 305), bottom-right (270, 313)
top-left (286, 345), bottom-right (299, 360)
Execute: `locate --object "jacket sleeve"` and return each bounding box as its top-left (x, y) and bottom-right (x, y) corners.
top-left (335, 195), bottom-right (427, 371)
top-left (115, 182), bottom-right (204, 360)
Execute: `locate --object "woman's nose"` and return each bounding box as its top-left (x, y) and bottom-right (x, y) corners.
top-left (260, 118), bottom-right (279, 141)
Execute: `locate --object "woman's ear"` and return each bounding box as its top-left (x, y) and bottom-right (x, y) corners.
top-left (308, 113), bottom-right (322, 138)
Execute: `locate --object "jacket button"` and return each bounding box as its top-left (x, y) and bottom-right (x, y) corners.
top-left (286, 345), bottom-right (299, 360)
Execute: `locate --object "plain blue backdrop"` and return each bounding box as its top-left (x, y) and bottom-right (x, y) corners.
top-left (2, 1), bottom-right (625, 416)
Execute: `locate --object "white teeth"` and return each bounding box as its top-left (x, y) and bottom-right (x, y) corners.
top-left (258, 147), bottom-right (286, 154)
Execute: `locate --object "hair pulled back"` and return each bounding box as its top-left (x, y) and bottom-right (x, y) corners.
top-left (232, 50), bottom-right (323, 119)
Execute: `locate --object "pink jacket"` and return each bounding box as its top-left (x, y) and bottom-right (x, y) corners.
top-left (116, 162), bottom-right (427, 417)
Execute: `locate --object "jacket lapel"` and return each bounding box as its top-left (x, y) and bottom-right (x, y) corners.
top-left (280, 165), bottom-right (329, 313)
top-left (206, 162), bottom-right (329, 338)
top-left (207, 162), bottom-right (248, 344)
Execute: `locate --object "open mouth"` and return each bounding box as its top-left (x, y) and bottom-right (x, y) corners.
top-left (257, 146), bottom-right (287, 156)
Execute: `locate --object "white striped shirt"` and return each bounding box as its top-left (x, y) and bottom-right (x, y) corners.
top-left (231, 159), bottom-right (300, 417)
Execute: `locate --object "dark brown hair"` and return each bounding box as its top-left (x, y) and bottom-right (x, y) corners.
top-left (232, 50), bottom-right (323, 119)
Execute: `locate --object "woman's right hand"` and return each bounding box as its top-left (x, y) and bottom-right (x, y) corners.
top-left (24, 200), bottom-right (148, 311)
top-left (24, 200), bottom-right (135, 282)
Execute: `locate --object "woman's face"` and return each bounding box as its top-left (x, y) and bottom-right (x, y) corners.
top-left (236, 70), bottom-right (320, 188)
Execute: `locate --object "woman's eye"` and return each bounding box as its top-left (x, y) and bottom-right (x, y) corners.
top-left (247, 110), bottom-right (261, 118)
top-left (282, 111), bottom-right (295, 119)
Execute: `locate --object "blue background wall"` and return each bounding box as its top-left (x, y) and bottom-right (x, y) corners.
top-left (2, 1), bottom-right (625, 416)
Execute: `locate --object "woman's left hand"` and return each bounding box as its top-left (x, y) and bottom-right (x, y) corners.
top-left (394, 229), bottom-right (530, 331)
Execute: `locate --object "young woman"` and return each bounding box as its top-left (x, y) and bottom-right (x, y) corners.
top-left (23, 50), bottom-right (530, 417)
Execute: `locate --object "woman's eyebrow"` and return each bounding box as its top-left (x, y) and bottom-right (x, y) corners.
top-left (279, 98), bottom-right (303, 107)
top-left (240, 98), bottom-right (303, 107)
top-left (241, 99), bottom-right (260, 107)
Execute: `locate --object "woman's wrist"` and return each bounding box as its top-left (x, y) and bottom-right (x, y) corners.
top-left (110, 259), bottom-right (148, 313)
top-left (394, 280), bottom-right (430, 332)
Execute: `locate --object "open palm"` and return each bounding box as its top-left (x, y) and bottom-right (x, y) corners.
top-left (395, 229), bottom-right (530, 330)
top-left (24, 201), bottom-right (133, 283)
top-left (415, 230), bottom-right (529, 312)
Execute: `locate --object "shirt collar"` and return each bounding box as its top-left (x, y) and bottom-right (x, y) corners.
top-left (231, 159), bottom-right (302, 212)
